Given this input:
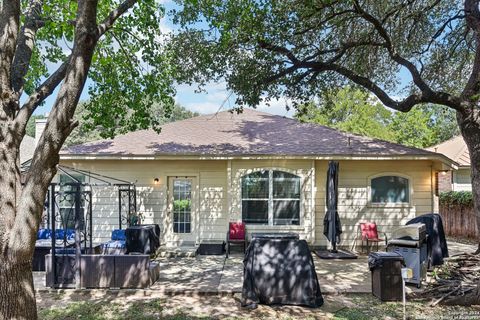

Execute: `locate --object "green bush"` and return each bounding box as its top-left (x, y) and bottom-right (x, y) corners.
top-left (439, 191), bottom-right (473, 207)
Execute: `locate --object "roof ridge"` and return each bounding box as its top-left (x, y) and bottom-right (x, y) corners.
top-left (427, 135), bottom-right (462, 149)
top-left (453, 142), bottom-right (469, 162)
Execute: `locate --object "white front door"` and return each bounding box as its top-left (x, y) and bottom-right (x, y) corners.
top-left (165, 177), bottom-right (196, 247)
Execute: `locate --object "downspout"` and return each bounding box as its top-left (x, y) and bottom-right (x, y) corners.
top-left (311, 159), bottom-right (316, 245)
top-left (430, 164), bottom-right (434, 213)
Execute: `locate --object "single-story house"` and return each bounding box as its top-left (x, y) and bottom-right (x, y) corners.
top-left (427, 136), bottom-right (471, 193)
top-left (58, 109), bottom-right (456, 249)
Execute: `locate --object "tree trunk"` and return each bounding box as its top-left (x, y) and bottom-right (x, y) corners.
top-left (458, 110), bottom-right (480, 255)
top-left (0, 259), bottom-right (37, 320)
top-left (0, 161), bottom-right (47, 320)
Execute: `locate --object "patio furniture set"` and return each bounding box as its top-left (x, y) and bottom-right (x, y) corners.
top-left (39, 225), bottom-right (161, 289)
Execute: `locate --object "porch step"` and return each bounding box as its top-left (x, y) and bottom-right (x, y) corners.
top-left (157, 246), bottom-right (197, 258)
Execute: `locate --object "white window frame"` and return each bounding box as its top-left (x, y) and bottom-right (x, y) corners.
top-left (241, 170), bottom-right (302, 226)
top-left (367, 173), bottom-right (412, 207)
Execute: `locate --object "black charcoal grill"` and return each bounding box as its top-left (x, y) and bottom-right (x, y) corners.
top-left (387, 223), bottom-right (428, 288)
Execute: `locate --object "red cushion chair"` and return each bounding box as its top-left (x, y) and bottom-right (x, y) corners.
top-left (359, 222), bottom-right (387, 253)
top-left (226, 222), bottom-right (246, 258)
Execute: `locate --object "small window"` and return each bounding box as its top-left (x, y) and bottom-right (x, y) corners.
top-left (241, 170), bottom-right (301, 225)
top-left (58, 174), bottom-right (86, 230)
top-left (371, 175), bottom-right (409, 204)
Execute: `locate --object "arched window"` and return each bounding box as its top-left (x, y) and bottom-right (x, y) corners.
top-left (241, 170), bottom-right (301, 225)
top-left (371, 175), bottom-right (409, 204)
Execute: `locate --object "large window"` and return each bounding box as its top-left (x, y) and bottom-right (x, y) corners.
top-left (371, 175), bottom-right (409, 204)
top-left (242, 170), bottom-right (301, 225)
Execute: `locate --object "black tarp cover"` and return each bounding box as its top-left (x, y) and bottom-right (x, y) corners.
top-left (324, 161), bottom-right (342, 250)
top-left (368, 252), bottom-right (405, 271)
top-left (242, 238), bottom-right (323, 308)
top-left (406, 213), bottom-right (449, 267)
top-left (125, 224), bottom-right (160, 254)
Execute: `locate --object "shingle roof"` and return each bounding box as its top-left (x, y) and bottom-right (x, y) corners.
top-left (62, 108), bottom-right (440, 158)
top-left (427, 136), bottom-right (470, 167)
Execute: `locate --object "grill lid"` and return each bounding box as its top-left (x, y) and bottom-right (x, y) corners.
top-left (391, 223), bottom-right (426, 241)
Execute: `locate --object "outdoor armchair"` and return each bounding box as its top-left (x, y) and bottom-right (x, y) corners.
top-left (226, 222), bottom-right (246, 258)
top-left (359, 222), bottom-right (388, 253)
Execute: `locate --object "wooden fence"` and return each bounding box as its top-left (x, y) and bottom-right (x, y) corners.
top-left (439, 204), bottom-right (479, 238)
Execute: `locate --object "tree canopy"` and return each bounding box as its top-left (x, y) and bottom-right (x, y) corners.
top-left (295, 87), bottom-right (459, 148)
top-left (19, 0), bottom-right (175, 139)
top-left (168, 0), bottom-right (469, 111)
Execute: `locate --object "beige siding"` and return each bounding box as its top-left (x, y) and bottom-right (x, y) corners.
top-left (59, 160), bottom-right (228, 244)
top-left (59, 158), bottom-right (435, 249)
top-left (198, 170), bottom-right (228, 242)
top-left (314, 160), bottom-right (435, 248)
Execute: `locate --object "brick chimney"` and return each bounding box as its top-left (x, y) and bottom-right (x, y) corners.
top-left (35, 118), bottom-right (47, 145)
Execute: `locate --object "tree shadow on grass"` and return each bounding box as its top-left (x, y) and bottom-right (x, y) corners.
top-left (37, 291), bottom-right (333, 320)
top-left (38, 299), bottom-right (214, 320)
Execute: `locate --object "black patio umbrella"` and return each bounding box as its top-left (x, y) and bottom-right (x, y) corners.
top-left (323, 161), bottom-right (342, 253)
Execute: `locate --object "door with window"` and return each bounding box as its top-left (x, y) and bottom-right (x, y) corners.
top-left (165, 177), bottom-right (196, 247)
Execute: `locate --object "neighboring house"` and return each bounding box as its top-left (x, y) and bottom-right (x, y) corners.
top-left (427, 136), bottom-right (471, 192)
top-left (20, 135), bottom-right (36, 169)
top-left (58, 109), bottom-right (455, 248)
top-left (20, 119), bottom-right (46, 171)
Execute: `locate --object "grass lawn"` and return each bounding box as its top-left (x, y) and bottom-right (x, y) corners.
top-left (37, 292), bottom-right (480, 320)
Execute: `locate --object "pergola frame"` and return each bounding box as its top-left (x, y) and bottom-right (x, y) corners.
top-left (45, 165), bottom-right (137, 288)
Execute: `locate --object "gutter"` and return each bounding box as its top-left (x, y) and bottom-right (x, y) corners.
top-left (60, 153), bottom-right (458, 168)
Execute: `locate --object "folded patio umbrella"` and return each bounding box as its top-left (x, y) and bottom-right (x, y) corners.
top-left (323, 161), bottom-right (342, 252)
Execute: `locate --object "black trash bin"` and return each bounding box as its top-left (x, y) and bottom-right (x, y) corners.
top-left (368, 252), bottom-right (404, 301)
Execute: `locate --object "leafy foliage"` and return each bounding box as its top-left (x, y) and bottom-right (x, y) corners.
top-left (295, 87), bottom-right (394, 142)
top-left (173, 199), bottom-right (191, 211)
top-left (295, 87), bottom-right (459, 148)
top-left (27, 0), bottom-right (175, 138)
top-left (440, 191), bottom-right (474, 207)
top-left (25, 115), bottom-right (47, 138)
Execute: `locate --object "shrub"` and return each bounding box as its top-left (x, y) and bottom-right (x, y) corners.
top-left (439, 191), bottom-right (473, 207)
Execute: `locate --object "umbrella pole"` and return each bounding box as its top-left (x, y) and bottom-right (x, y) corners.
top-left (331, 211), bottom-right (337, 253)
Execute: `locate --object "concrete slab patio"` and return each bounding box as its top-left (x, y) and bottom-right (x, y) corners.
top-left (149, 253), bottom-right (372, 295)
top-left (33, 241), bottom-right (477, 296)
